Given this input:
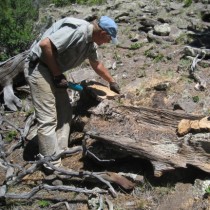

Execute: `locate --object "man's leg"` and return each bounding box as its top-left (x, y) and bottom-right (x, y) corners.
top-left (24, 62), bottom-right (60, 157)
top-left (55, 88), bottom-right (72, 151)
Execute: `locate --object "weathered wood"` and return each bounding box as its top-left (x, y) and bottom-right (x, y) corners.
top-left (0, 50), bottom-right (28, 87)
top-left (0, 50), bottom-right (29, 111)
top-left (3, 84), bottom-right (22, 111)
top-left (84, 99), bottom-right (209, 176)
top-left (6, 184), bottom-right (107, 199)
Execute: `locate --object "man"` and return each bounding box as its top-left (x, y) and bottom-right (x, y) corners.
top-left (24, 16), bottom-right (120, 167)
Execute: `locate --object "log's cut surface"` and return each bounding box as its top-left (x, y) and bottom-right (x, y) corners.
top-left (84, 99), bottom-right (210, 176)
top-left (81, 81), bottom-right (119, 101)
top-left (87, 84), bottom-right (118, 100)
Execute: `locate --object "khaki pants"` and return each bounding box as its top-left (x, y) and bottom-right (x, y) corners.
top-left (24, 60), bottom-right (72, 156)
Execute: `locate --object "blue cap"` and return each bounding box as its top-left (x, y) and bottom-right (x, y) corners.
top-left (98, 16), bottom-right (119, 45)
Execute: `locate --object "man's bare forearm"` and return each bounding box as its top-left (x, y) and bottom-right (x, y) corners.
top-left (39, 38), bottom-right (61, 76)
top-left (90, 60), bottom-right (115, 83)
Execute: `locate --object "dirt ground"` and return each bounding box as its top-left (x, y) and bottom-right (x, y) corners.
top-left (1, 1), bottom-right (210, 209)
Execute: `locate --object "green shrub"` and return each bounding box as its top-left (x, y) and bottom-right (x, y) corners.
top-left (38, 200), bottom-right (50, 208)
top-left (130, 42), bottom-right (143, 50)
top-left (5, 130), bottom-right (18, 142)
top-left (192, 95), bottom-right (199, 103)
top-left (184, 0), bottom-right (192, 7)
top-left (205, 186), bottom-right (210, 194)
top-left (0, 0), bottom-right (38, 61)
top-left (53, 0), bottom-right (69, 6)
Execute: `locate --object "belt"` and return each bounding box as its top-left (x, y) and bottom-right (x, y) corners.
top-left (29, 57), bottom-right (47, 69)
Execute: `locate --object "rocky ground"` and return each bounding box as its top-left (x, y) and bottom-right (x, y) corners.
top-left (1, 0), bottom-right (210, 209)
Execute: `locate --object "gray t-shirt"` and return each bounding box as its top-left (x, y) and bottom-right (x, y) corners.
top-left (32, 17), bottom-right (99, 72)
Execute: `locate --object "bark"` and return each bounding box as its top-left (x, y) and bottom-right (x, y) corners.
top-left (0, 50), bottom-right (28, 87)
top-left (84, 98), bottom-right (209, 176)
top-left (0, 50), bottom-right (29, 111)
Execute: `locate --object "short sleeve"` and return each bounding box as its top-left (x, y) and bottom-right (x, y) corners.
top-left (88, 43), bottom-right (99, 62)
top-left (48, 26), bottom-right (82, 54)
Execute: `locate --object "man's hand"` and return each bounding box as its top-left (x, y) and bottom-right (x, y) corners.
top-left (109, 82), bottom-right (120, 94)
top-left (53, 74), bottom-right (68, 88)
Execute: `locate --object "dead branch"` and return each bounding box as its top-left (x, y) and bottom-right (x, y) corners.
top-left (8, 146), bottom-right (83, 184)
top-left (46, 162), bottom-right (117, 197)
top-left (83, 135), bottom-right (115, 162)
top-left (6, 143), bottom-right (133, 197)
top-left (0, 50), bottom-right (29, 111)
top-left (1, 117), bottom-right (24, 136)
top-left (106, 197), bottom-right (114, 210)
top-left (51, 202), bottom-right (71, 210)
top-left (86, 150), bottom-right (115, 162)
top-left (0, 116), bottom-right (25, 156)
top-left (118, 172), bottom-right (144, 184)
top-left (98, 195), bottom-right (104, 210)
top-left (5, 184), bottom-right (107, 200)
top-left (22, 112), bottom-right (36, 139)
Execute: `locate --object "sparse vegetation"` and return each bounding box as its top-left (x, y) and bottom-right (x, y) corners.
top-left (113, 51), bottom-right (122, 62)
top-left (144, 48), bottom-right (164, 63)
top-left (178, 58), bottom-right (191, 70)
top-left (161, 68), bottom-right (175, 79)
top-left (154, 53), bottom-right (164, 63)
top-left (183, 0), bottom-right (192, 7)
top-left (205, 186), bottom-right (210, 194)
top-left (5, 130), bottom-right (18, 142)
top-left (192, 95), bottom-right (199, 103)
top-left (130, 42), bottom-right (143, 50)
top-left (175, 33), bottom-right (192, 45)
top-left (37, 200), bottom-right (51, 208)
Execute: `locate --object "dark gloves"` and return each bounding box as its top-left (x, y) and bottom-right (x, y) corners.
top-left (53, 74), bottom-right (68, 88)
top-left (109, 82), bottom-right (120, 94)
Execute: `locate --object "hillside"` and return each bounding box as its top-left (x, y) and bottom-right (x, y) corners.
top-left (1, 0), bottom-right (210, 209)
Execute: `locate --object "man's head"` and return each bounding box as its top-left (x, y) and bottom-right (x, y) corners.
top-left (98, 16), bottom-right (118, 44)
top-left (92, 16), bottom-right (118, 45)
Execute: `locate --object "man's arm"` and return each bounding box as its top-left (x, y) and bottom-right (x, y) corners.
top-left (39, 37), bottom-right (68, 88)
top-left (39, 37), bottom-right (61, 76)
top-left (89, 59), bottom-right (115, 83)
top-left (89, 59), bottom-right (120, 93)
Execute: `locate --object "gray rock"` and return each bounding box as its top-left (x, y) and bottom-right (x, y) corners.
top-left (130, 34), bottom-right (139, 42)
top-left (169, 2), bottom-right (184, 10)
top-left (117, 16), bottom-right (130, 23)
top-left (140, 17), bottom-right (160, 27)
top-left (154, 82), bottom-right (171, 91)
top-left (154, 23), bottom-right (171, 36)
top-left (52, 179), bottom-right (63, 186)
top-left (169, 25), bottom-right (183, 40)
top-left (147, 30), bottom-right (173, 43)
top-left (194, 179), bottom-right (210, 198)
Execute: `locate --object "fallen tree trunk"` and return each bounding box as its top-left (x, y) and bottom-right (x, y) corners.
top-left (0, 50), bottom-right (29, 87)
top-left (83, 98), bottom-right (209, 176)
top-left (0, 50), bottom-right (29, 111)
